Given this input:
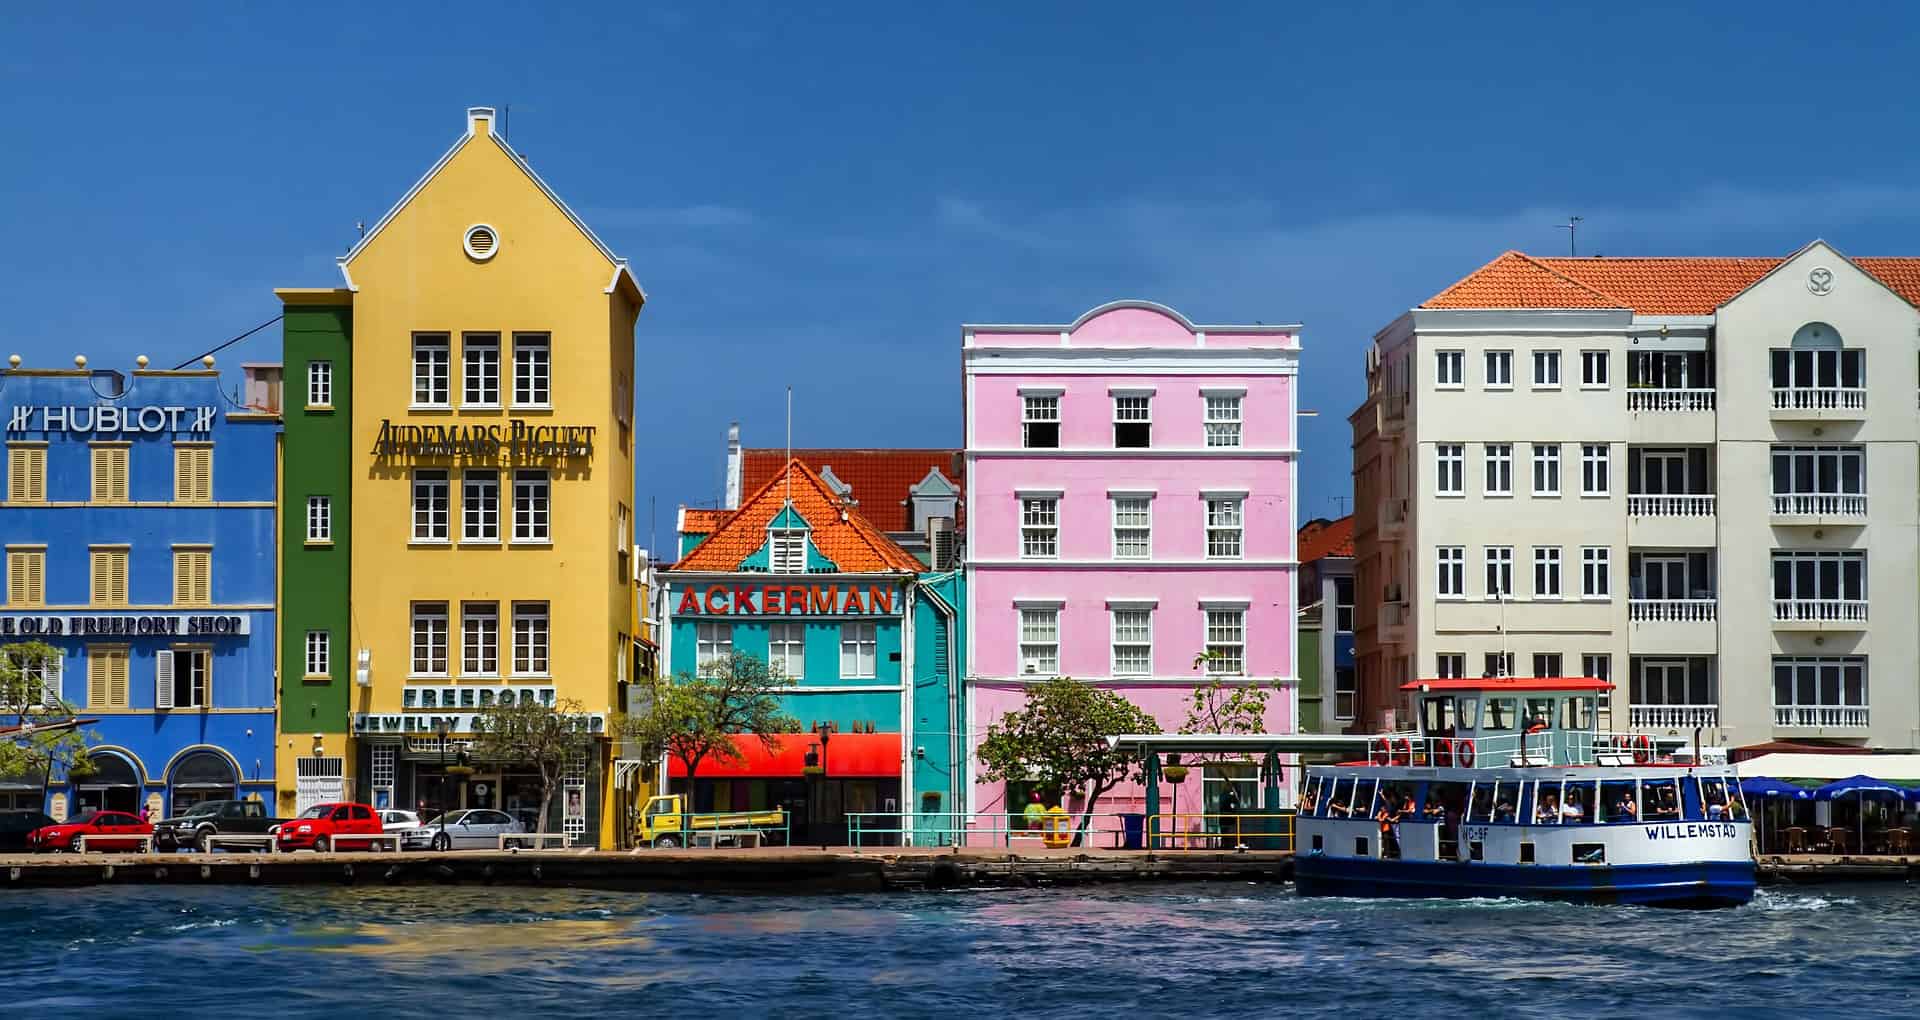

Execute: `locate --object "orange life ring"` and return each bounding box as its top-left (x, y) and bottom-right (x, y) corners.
top-left (1391, 737), bottom-right (1413, 766)
top-left (1434, 737), bottom-right (1454, 768)
top-left (1455, 739), bottom-right (1476, 768)
top-left (1632, 734), bottom-right (1653, 764)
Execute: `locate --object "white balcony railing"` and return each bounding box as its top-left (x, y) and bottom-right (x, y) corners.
top-left (1772, 387), bottom-right (1866, 412)
top-left (1775, 705), bottom-right (1870, 727)
top-left (1631, 705), bottom-right (1720, 729)
top-left (1773, 599), bottom-right (1869, 624)
top-left (1628, 598), bottom-right (1717, 622)
top-left (1627, 494), bottom-right (1716, 517)
top-left (1771, 494), bottom-right (1868, 517)
top-left (1628, 388), bottom-right (1716, 412)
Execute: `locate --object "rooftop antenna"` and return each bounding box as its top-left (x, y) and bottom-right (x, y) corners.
top-left (1558, 215), bottom-right (1584, 257)
top-left (1329, 495), bottom-right (1350, 516)
top-left (355, 220), bottom-right (366, 238)
top-left (503, 103), bottom-right (510, 141)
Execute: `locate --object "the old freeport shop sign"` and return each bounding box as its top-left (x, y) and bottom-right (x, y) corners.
top-left (372, 419), bottom-right (595, 459)
top-left (0, 613), bottom-right (249, 637)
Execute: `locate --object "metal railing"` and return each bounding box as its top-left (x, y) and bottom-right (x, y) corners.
top-left (844, 810), bottom-right (1294, 851)
top-left (1627, 494), bottom-right (1715, 517)
top-left (1628, 388), bottom-right (1715, 412)
top-left (1628, 598), bottom-right (1717, 622)
top-left (203, 833), bottom-right (278, 853)
top-left (1773, 599), bottom-right (1868, 623)
top-left (1772, 494), bottom-right (1868, 517)
top-left (1361, 730), bottom-right (1685, 769)
top-left (73, 834), bottom-right (153, 853)
top-left (1630, 704), bottom-right (1719, 728)
top-left (1772, 387), bottom-right (1866, 412)
top-left (1775, 705), bottom-right (1870, 727)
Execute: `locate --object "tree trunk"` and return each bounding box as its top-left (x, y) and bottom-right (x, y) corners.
top-left (537, 781), bottom-right (555, 835)
top-left (1072, 782), bottom-right (1117, 848)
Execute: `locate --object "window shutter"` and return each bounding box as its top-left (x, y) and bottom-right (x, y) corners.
top-left (7, 451), bottom-right (22, 501)
top-left (88, 650), bottom-right (106, 706)
top-left (155, 649), bottom-right (174, 710)
top-left (27, 551), bottom-right (41, 606)
top-left (195, 449), bottom-right (212, 502)
top-left (111, 650), bottom-right (129, 707)
top-left (194, 552), bottom-right (210, 605)
top-left (41, 654), bottom-right (61, 706)
top-left (93, 449), bottom-right (111, 502)
top-left (112, 551), bottom-right (127, 605)
top-left (28, 449), bottom-right (44, 501)
top-left (6, 554), bottom-right (22, 606)
top-left (175, 552), bottom-right (191, 605)
top-left (91, 550), bottom-right (108, 604)
top-left (175, 448), bottom-right (191, 501)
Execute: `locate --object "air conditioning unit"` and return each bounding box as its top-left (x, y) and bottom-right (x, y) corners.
top-left (926, 516), bottom-right (957, 571)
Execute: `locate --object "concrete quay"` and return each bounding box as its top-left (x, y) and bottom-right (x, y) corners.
top-left (1757, 854), bottom-right (1920, 884)
top-left (0, 846), bottom-right (1297, 892)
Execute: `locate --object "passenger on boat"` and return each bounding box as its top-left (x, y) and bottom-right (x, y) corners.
top-left (1561, 790), bottom-right (1586, 821)
top-left (1375, 791), bottom-right (1403, 858)
top-left (1299, 788), bottom-right (1317, 815)
top-left (1648, 786), bottom-right (1680, 820)
top-left (1535, 792), bottom-right (1561, 824)
top-left (1494, 797), bottom-right (1516, 822)
top-left (1612, 793), bottom-right (1638, 820)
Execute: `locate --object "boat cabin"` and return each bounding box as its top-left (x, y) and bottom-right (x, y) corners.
top-left (1391, 677), bottom-right (1614, 768)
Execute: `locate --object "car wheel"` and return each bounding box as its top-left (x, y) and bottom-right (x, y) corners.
top-left (155, 836), bottom-right (176, 853)
top-left (431, 832), bottom-right (451, 852)
top-left (194, 830), bottom-right (212, 853)
top-left (314, 836), bottom-right (331, 853)
top-left (653, 834), bottom-right (682, 849)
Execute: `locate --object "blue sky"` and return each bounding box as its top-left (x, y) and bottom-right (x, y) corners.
top-left (5, 2), bottom-right (1920, 548)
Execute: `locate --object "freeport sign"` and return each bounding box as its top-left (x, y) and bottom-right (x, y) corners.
top-left (0, 614), bottom-right (249, 637)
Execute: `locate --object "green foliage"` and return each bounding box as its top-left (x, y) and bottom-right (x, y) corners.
top-left (1182, 656), bottom-right (1276, 736)
top-left (621, 651), bottom-right (799, 790)
top-left (0, 640), bottom-right (95, 792)
top-left (469, 696), bottom-right (599, 833)
top-left (976, 677), bottom-right (1159, 843)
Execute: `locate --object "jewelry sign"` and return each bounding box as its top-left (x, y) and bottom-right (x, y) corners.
top-left (7, 405), bottom-right (217, 435)
top-left (371, 419), bottom-right (595, 459)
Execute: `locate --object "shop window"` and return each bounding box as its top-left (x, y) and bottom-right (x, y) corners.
top-left (513, 333), bottom-right (551, 407)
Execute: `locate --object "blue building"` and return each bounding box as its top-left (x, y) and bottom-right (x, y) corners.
top-left (1, 357), bottom-right (279, 819)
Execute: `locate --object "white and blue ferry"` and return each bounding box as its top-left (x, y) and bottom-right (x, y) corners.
top-left (1295, 677), bottom-right (1754, 908)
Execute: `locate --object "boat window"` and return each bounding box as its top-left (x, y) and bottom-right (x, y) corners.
top-left (1467, 781), bottom-right (1493, 822)
top-left (1562, 696), bottom-right (1596, 731)
top-left (1561, 780), bottom-right (1595, 822)
top-left (1572, 842), bottom-right (1606, 865)
top-left (1642, 778), bottom-right (1682, 820)
top-left (1421, 696), bottom-right (1456, 735)
top-left (1329, 776), bottom-right (1358, 818)
top-left (1511, 781), bottom-right (1532, 824)
top-left (1534, 780), bottom-right (1563, 824)
top-left (1519, 841), bottom-right (1536, 864)
top-left (1426, 781), bottom-right (1469, 823)
top-left (1469, 839), bottom-right (1485, 861)
top-left (1301, 775), bottom-right (1324, 817)
top-left (1484, 698), bottom-right (1517, 731)
top-left (1456, 697), bottom-right (1480, 730)
top-left (1599, 780), bottom-right (1639, 823)
top-left (1524, 698), bottom-right (1555, 730)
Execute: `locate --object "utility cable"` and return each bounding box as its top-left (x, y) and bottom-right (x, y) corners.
top-left (172, 314), bottom-right (283, 370)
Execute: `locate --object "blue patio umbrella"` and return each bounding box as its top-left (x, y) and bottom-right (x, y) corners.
top-left (1812, 775), bottom-right (1910, 853)
top-left (1740, 777), bottom-right (1811, 800)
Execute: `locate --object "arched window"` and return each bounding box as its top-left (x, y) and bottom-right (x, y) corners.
top-left (1773, 323), bottom-right (1863, 393)
top-left (172, 751), bottom-right (237, 791)
top-left (84, 752), bottom-right (140, 788)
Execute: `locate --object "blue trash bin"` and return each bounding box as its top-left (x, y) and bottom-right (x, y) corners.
top-left (1119, 812), bottom-right (1145, 850)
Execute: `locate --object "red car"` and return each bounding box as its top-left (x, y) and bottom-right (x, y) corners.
top-left (275, 802), bottom-right (385, 852)
top-left (28, 810), bottom-right (153, 852)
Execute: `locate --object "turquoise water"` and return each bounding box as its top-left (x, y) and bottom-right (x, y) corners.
top-left (4, 883), bottom-right (1916, 1015)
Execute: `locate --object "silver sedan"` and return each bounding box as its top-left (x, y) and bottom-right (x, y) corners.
top-left (400, 808), bottom-right (525, 851)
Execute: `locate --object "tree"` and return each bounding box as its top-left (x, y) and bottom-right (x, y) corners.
top-left (469, 696), bottom-right (600, 834)
top-left (1182, 653), bottom-right (1277, 737)
top-left (975, 677), bottom-right (1159, 846)
top-left (0, 640), bottom-right (95, 803)
top-left (622, 651), bottom-right (798, 796)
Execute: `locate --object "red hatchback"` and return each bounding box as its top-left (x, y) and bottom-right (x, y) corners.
top-left (275, 802), bottom-right (385, 852)
top-left (28, 810), bottom-right (153, 852)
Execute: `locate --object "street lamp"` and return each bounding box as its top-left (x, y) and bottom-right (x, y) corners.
top-left (804, 722), bottom-right (832, 846)
top-left (434, 720), bottom-right (451, 848)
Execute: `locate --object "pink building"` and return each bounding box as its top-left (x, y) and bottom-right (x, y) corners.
top-left (963, 300), bottom-right (1302, 831)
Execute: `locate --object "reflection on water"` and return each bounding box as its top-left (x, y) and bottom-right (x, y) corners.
top-left (6, 883), bottom-right (1919, 1013)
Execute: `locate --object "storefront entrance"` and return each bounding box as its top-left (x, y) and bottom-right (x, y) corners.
top-left (74, 752), bottom-right (141, 814)
top-left (169, 751), bottom-right (238, 812)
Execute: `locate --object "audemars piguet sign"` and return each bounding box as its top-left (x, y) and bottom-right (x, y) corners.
top-left (371, 419), bottom-right (595, 459)
top-left (7, 405), bottom-right (217, 435)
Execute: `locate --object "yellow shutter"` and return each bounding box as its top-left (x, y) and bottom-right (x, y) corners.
top-left (109, 648), bottom-right (128, 708)
top-left (6, 446), bottom-right (42, 502)
top-left (174, 446), bottom-right (212, 503)
top-left (25, 551), bottom-right (42, 606)
top-left (196, 449), bottom-right (212, 502)
top-left (5, 450), bottom-right (20, 502)
top-left (94, 549), bottom-right (127, 607)
top-left (91, 550), bottom-right (108, 604)
top-left (174, 551), bottom-right (190, 604)
top-left (175, 550), bottom-right (210, 606)
top-left (195, 551), bottom-right (211, 604)
top-left (8, 551), bottom-right (44, 607)
top-left (6, 552), bottom-right (23, 606)
top-left (88, 648), bottom-right (107, 707)
top-left (92, 446), bottom-right (127, 503)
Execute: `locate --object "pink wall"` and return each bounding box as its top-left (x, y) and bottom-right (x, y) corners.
top-left (970, 374), bottom-right (1296, 450)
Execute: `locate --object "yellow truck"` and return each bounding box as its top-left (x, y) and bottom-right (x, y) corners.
top-left (634, 794), bottom-right (788, 848)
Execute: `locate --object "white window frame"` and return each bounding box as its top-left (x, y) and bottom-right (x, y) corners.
top-left (1019, 606), bottom-right (1060, 676)
top-left (1111, 607), bottom-right (1153, 676)
top-left (158, 646), bottom-right (211, 710)
top-left (1436, 444), bottom-right (1464, 496)
top-left (1581, 350), bottom-right (1609, 389)
top-left (412, 334), bottom-right (451, 409)
top-left (1111, 495), bottom-right (1152, 560)
top-left (1581, 444), bottom-right (1610, 497)
top-left (695, 621), bottom-right (732, 674)
top-left (1203, 394), bottom-right (1243, 447)
top-left (1532, 349), bottom-right (1561, 389)
top-left (1485, 444), bottom-right (1513, 497)
top-left (1205, 496), bottom-right (1244, 560)
top-left (462, 332), bottom-right (500, 408)
top-left (1022, 394), bottom-right (1061, 449)
top-left (1485, 546), bottom-right (1513, 598)
top-left (304, 630), bottom-right (330, 677)
top-left (1533, 546), bottom-right (1562, 599)
top-left (411, 602), bottom-right (449, 677)
top-left (1435, 350), bottom-right (1464, 389)
top-left (306, 495), bottom-right (331, 543)
top-left (511, 602), bottom-right (551, 677)
top-left (839, 621), bottom-right (877, 679)
top-left (461, 602), bottom-right (499, 677)
top-left (1020, 495), bottom-right (1059, 560)
top-left (1204, 608), bottom-right (1246, 675)
top-left (1582, 546), bottom-right (1611, 599)
top-left (513, 469), bottom-right (551, 543)
top-left (512, 332), bottom-right (552, 408)
top-left (1485, 350), bottom-right (1513, 389)
top-left (1112, 393), bottom-right (1153, 449)
top-left (462, 470), bottom-right (500, 543)
top-left (1437, 546), bottom-right (1465, 599)
top-left (1532, 443), bottom-right (1561, 497)
top-left (769, 621), bottom-right (806, 679)
top-left (307, 360), bottom-right (333, 408)
top-left (411, 470), bottom-right (450, 542)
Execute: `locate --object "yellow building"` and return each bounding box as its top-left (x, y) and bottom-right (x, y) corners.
top-left (277, 107), bottom-right (643, 845)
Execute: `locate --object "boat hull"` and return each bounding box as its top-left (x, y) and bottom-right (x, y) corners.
top-left (1294, 854), bottom-right (1755, 908)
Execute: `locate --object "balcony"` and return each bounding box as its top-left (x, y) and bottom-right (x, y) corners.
top-left (1630, 704), bottom-right (1720, 729)
top-left (1628, 598), bottom-right (1717, 623)
top-left (1771, 386), bottom-right (1866, 419)
top-left (1773, 599), bottom-right (1869, 630)
top-left (1771, 493), bottom-right (1868, 520)
top-left (1628, 388), bottom-right (1716, 412)
top-left (1775, 705), bottom-right (1870, 728)
top-left (1379, 497), bottom-right (1408, 540)
top-left (1379, 597), bottom-right (1409, 647)
top-left (1627, 494), bottom-right (1715, 517)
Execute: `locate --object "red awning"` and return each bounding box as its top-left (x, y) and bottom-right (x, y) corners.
top-left (665, 733), bottom-right (901, 779)
top-left (1399, 677), bottom-right (1615, 693)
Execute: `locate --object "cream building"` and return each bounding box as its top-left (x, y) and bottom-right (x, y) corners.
top-left (1350, 241), bottom-right (1920, 750)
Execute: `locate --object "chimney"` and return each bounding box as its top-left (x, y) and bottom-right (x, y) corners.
top-left (724, 422), bottom-right (742, 509)
top-left (467, 106), bottom-right (496, 138)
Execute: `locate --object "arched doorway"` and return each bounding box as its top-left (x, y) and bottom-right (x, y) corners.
top-left (169, 751), bottom-right (238, 811)
top-left (73, 751), bottom-right (142, 814)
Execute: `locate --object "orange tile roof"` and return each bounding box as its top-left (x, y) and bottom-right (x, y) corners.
top-left (1298, 515), bottom-right (1354, 563)
top-left (674, 458), bottom-right (925, 574)
top-left (1422, 250), bottom-right (1920, 314)
top-left (680, 508), bottom-right (729, 533)
top-left (742, 449), bottom-right (962, 533)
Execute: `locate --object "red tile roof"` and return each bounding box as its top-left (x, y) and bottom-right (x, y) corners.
top-left (674, 458), bottom-right (925, 574)
top-left (741, 448), bottom-right (962, 534)
top-left (1298, 515), bottom-right (1354, 563)
top-left (680, 508), bottom-right (728, 533)
top-left (1422, 250), bottom-right (1920, 315)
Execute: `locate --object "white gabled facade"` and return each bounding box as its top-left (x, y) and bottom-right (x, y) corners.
top-left (1351, 241), bottom-right (1920, 750)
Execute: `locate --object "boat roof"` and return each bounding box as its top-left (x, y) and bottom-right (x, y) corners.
top-left (1399, 677), bottom-right (1615, 693)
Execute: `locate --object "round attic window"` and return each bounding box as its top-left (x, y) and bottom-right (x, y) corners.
top-left (464, 224), bottom-right (499, 261)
